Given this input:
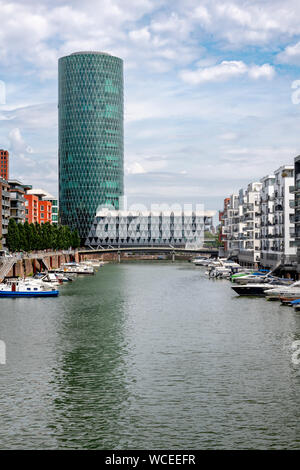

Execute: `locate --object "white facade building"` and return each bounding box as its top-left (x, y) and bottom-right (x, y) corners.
top-left (238, 182), bottom-right (262, 265)
top-left (260, 174), bottom-right (275, 263)
top-left (222, 164), bottom-right (297, 269)
top-left (225, 194), bottom-right (240, 254)
top-left (273, 166), bottom-right (296, 263)
top-left (86, 209), bottom-right (215, 248)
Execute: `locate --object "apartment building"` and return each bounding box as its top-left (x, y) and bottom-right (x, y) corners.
top-left (238, 182), bottom-right (262, 266)
top-left (273, 166), bottom-right (296, 265)
top-left (225, 194), bottom-right (240, 255)
top-left (221, 161), bottom-right (298, 269)
top-left (258, 167), bottom-right (296, 268)
top-left (0, 149), bottom-right (9, 180)
top-left (219, 197), bottom-right (230, 250)
top-left (294, 156), bottom-right (300, 272)
top-left (8, 180), bottom-right (29, 224)
top-left (0, 177), bottom-right (10, 247)
top-left (26, 189), bottom-right (56, 224)
top-left (260, 174), bottom-right (275, 265)
top-left (24, 194), bottom-right (39, 224)
top-left (237, 188), bottom-right (247, 252)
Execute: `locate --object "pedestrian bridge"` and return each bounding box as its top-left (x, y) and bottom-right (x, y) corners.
top-left (79, 245), bottom-right (219, 256)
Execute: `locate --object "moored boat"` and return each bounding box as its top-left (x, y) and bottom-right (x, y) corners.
top-left (192, 257), bottom-right (211, 266)
top-left (0, 279), bottom-right (59, 297)
top-left (291, 299), bottom-right (300, 311)
top-left (264, 280), bottom-right (300, 301)
top-left (279, 296), bottom-right (300, 306)
top-left (51, 262), bottom-right (94, 275)
top-left (231, 279), bottom-right (293, 297)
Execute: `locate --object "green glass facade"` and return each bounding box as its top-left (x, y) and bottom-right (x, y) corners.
top-left (58, 51), bottom-right (124, 240)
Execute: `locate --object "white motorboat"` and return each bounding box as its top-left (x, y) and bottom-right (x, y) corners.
top-left (40, 273), bottom-right (62, 286)
top-left (232, 273), bottom-right (271, 285)
top-left (207, 266), bottom-right (232, 279)
top-left (57, 262), bottom-right (94, 275)
top-left (192, 257), bottom-right (211, 266)
top-left (206, 258), bottom-right (241, 278)
top-left (232, 279), bottom-right (293, 296)
top-left (0, 279), bottom-right (59, 297)
top-left (54, 272), bottom-right (74, 282)
top-left (264, 280), bottom-right (300, 300)
top-left (82, 259), bottom-right (106, 268)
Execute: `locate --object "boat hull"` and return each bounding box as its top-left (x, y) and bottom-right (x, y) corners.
top-left (280, 296), bottom-right (300, 306)
top-left (0, 290), bottom-right (59, 298)
top-left (231, 286), bottom-right (266, 296)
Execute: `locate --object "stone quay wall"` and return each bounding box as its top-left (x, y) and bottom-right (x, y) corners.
top-left (6, 251), bottom-right (79, 278)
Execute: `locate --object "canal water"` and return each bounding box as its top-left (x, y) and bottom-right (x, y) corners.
top-left (0, 262), bottom-right (299, 449)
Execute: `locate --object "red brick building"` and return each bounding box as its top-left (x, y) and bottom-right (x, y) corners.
top-left (24, 194), bottom-right (39, 224)
top-left (0, 149), bottom-right (9, 180)
top-left (25, 194), bottom-right (52, 224)
top-left (38, 200), bottom-right (52, 224)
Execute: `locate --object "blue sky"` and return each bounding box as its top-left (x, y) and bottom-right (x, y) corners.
top-left (1, 0), bottom-right (300, 215)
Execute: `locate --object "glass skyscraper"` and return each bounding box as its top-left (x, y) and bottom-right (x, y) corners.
top-left (58, 51), bottom-right (124, 240)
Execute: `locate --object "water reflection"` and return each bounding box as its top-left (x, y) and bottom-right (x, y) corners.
top-left (0, 263), bottom-right (299, 449)
top-left (49, 267), bottom-right (131, 449)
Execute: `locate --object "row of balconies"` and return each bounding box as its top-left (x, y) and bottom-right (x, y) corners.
top-left (260, 234), bottom-right (284, 238)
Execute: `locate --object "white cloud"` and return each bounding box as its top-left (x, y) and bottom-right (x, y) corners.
top-left (218, 132), bottom-right (238, 141)
top-left (8, 127), bottom-right (33, 155)
top-left (180, 60), bottom-right (275, 84)
top-left (129, 27), bottom-right (151, 43)
top-left (248, 64), bottom-right (275, 80)
top-left (125, 162), bottom-right (146, 175)
top-left (193, 6), bottom-right (211, 25)
top-left (277, 41), bottom-right (300, 65)
top-left (1, 0), bottom-right (300, 210)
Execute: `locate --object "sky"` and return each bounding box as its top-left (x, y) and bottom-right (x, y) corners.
top-left (1, 0), bottom-right (300, 217)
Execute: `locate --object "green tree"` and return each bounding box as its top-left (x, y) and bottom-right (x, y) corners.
top-left (71, 229), bottom-right (81, 249)
top-left (6, 220), bottom-right (80, 252)
top-left (7, 219), bottom-right (19, 252)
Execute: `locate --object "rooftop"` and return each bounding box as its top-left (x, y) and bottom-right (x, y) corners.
top-left (95, 209), bottom-right (216, 217)
top-left (70, 51), bottom-right (111, 56)
top-left (27, 188), bottom-right (55, 199)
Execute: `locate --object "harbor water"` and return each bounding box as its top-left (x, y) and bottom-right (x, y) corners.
top-left (0, 262), bottom-right (299, 449)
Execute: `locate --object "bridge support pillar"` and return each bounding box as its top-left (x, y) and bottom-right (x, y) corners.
top-left (172, 251), bottom-right (175, 262)
top-left (118, 252), bottom-right (121, 263)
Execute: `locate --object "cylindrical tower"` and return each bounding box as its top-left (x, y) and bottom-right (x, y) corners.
top-left (58, 51), bottom-right (124, 241)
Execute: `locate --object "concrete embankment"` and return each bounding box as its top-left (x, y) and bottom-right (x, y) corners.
top-left (1, 250), bottom-right (195, 280)
top-left (4, 251), bottom-right (80, 279)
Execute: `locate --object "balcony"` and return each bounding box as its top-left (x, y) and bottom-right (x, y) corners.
top-left (1, 199), bottom-right (10, 208)
top-left (9, 192), bottom-right (25, 202)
